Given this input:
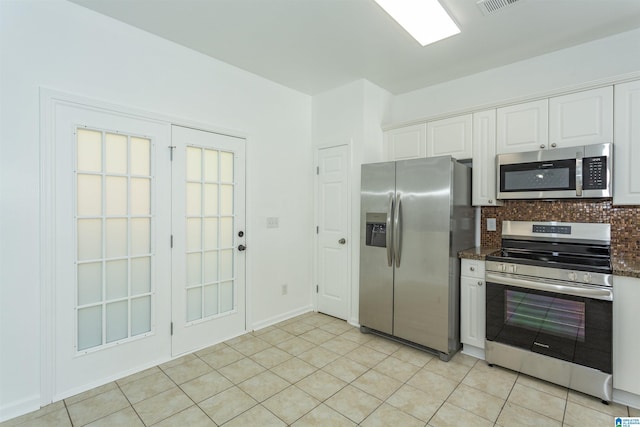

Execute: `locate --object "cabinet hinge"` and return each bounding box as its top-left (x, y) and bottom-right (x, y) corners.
top-left (316, 285), bottom-right (319, 293)
top-left (169, 145), bottom-right (176, 161)
top-left (170, 235), bottom-right (174, 248)
top-left (170, 322), bottom-right (173, 335)
top-left (316, 166), bottom-right (319, 175)
top-left (316, 226), bottom-right (319, 234)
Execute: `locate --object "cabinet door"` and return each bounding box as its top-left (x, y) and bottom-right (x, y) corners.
top-left (549, 86), bottom-right (613, 149)
top-left (384, 123), bottom-right (426, 161)
top-left (460, 276), bottom-right (485, 349)
top-left (497, 99), bottom-right (548, 154)
top-left (613, 275), bottom-right (640, 395)
top-left (614, 80), bottom-right (640, 205)
top-left (472, 109), bottom-right (501, 206)
top-left (426, 114), bottom-right (472, 159)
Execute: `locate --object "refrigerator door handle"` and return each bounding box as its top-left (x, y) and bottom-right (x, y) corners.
top-left (386, 193), bottom-right (394, 267)
top-left (394, 193), bottom-right (402, 268)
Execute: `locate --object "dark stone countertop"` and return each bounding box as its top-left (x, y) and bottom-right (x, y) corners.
top-left (612, 256), bottom-right (640, 279)
top-left (458, 247), bottom-right (500, 261)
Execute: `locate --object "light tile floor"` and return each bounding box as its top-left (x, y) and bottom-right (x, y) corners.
top-left (3, 312), bottom-right (638, 426)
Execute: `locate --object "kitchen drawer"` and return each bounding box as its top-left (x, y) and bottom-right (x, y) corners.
top-left (461, 259), bottom-right (485, 279)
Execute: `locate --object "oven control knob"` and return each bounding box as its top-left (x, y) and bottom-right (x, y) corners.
top-left (508, 265), bottom-right (517, 273)
top-left (568, 272), bottom-right (577, 281)
top-left (583, 273), bottom-right (592, 283)
top-left (501, 264), bottom-right (507, 272)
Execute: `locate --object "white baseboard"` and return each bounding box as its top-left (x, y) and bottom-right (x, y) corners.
top-left (461, 344), bottom-right (485, 360)
top-left (250, 305), bottom-right (313, 331)
top-left (613, 388), bottom-right (640, 410)
top-left (0, 395), bottom-right (41, 423)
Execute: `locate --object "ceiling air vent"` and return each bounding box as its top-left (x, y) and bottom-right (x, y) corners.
top-left (476, 0), bottom-right (523, 16)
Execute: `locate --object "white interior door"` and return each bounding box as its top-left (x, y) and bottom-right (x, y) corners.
top-left (171, 126), bottom-right (246, 356)
top-left (52, 101), bottom-right (171, 400)
top-left (316, 145), bottom-right (349, 320)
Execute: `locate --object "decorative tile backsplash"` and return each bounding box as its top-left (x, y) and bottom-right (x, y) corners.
top-left (481, 200), bottom-right (640, 263)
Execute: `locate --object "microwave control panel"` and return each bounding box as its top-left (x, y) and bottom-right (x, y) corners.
top-left (582, 156), bottom-right (607, 190)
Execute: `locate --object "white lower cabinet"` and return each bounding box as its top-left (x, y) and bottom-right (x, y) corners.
top-left (460, 259), bottom-right (486, 359)
top-left (613, 275), bottom-right (640, 400)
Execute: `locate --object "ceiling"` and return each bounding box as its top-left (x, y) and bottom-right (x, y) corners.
top-left (69, 0), bottom-right (640, 95)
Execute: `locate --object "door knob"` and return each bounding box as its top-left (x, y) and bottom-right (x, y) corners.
top-left (338, 238), bottom-right (346, 245)
top-left (237, 244), bottom-right (246, 251)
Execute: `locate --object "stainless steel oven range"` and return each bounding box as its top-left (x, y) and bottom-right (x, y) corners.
top-left (485, 221), bottom-right (613, 401)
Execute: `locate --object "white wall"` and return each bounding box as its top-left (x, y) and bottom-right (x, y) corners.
top-left (311, 80), bottom-right (391, 325)
top-left (0, 0), bottom-right (312, 419)
top-left (391, 28), bottom-right (640, 124)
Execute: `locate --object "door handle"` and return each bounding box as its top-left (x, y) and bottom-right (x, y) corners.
top-left (237, 244), bottom-right (246, 251)
top-left (394, 193), bottom-right (402, 268)
top-left (338, 238), bottom-right (346, 245)
top-left (386, 193), bottom-right (394, 267)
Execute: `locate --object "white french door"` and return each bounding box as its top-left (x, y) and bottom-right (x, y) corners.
top-left (170, 125), bottom-right (246, 356)
top-left (52, 101), bottom-right (171, 400)
top-left (316, 145), bottom-right (349, 320)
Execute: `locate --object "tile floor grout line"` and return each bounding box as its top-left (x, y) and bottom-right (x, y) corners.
top-left (113, 380), bottom-right (146, 427)
top-left (62, 396), bottom-right (73, 426)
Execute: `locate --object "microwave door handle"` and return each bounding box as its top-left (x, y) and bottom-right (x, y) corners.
top-left (576, 152), bottom-right (583, 197)
top-left (386, 193), bottom-right (394, 267)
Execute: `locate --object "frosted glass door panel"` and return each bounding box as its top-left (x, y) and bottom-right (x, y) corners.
top-left (131, 137), bottom-right (151, 176)
top-left (106, 133), bottom-right (127, 174)
top-left (75, 128), bottom-right (154, 353)
top-left (183, 145), bottom-right (236, 323)
top-left (77, 129), bottom-right (102, 172)
top-left (77, 175), bottom-right (102, 216)
top-left (105, 260), bottom-right (127, 299)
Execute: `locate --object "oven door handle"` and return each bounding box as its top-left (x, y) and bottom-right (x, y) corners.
top-left (486, 272), bottom-right (613, 301)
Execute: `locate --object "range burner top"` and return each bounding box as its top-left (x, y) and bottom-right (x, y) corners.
top-left (488, 220), bottom-right (612, 275)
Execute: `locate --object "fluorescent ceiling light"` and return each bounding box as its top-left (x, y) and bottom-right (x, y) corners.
top-left (374, 0), bottom-right (460, 46)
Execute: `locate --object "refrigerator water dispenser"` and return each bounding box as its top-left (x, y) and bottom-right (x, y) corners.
top-left (365, 212), bottom-right (387, 247)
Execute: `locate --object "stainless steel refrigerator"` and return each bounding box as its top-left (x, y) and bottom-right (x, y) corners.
top-left (359, 156), bottom-right (475, 361)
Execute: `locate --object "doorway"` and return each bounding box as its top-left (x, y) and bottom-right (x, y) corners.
top-left (45, 95), bottom-right (247, 401)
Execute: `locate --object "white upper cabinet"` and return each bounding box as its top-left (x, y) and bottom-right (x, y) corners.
top-left (497, 88), bottom-right (613, 155)
top-left (614, 80), bottom-right (640, 205)
top-left (496, 99), bottom-right (549, 154)
top-left (426, 114), bottom-right (473, 159)
top-left (384, 123), bottom-right (426, 161)
top-left (549, 86), bottom-right (613, 148)
top-left (472, 109), bottom-right (501, 206)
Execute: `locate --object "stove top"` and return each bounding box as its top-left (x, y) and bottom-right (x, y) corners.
top-left (489, 220), bottom-right (612, 274)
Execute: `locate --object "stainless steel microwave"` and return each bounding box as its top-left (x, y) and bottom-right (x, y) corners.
top-left (497, 143), bottom-right (612, 200)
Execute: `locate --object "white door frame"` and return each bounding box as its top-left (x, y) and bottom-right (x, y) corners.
top-left (313, 142), bottom-right (352, 321)
top-left (39, 88), bottom-right (251, 405)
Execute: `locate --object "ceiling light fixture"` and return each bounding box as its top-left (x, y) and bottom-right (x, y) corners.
top-left (374, 0), bottom-right (460, 46)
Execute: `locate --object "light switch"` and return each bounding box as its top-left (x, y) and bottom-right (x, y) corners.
top-left (487, 218), bottom-right (497, 231)
top-left (266, 217), bottom-right (279, 228)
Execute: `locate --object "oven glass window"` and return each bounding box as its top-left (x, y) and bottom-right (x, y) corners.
top-left (505, 290), bottom-right (585, 341)
top-left (503, 168), bottom-right (570, 191)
